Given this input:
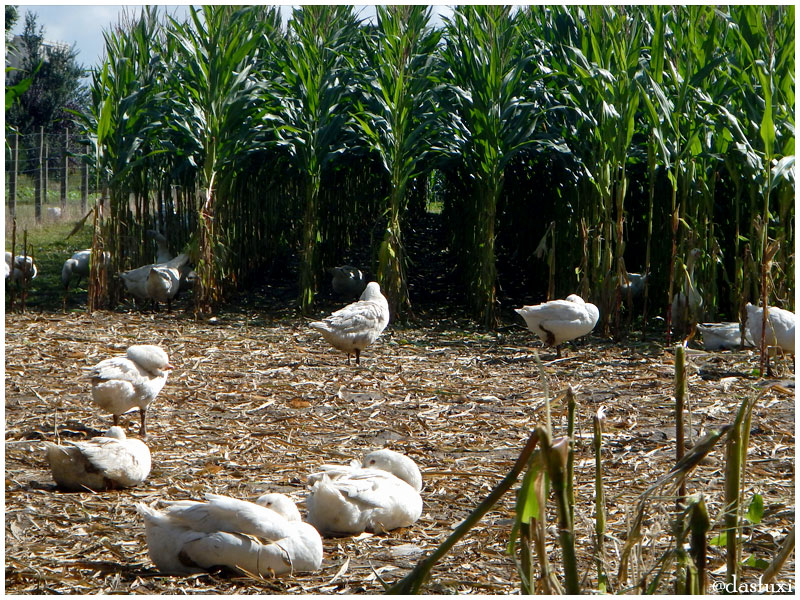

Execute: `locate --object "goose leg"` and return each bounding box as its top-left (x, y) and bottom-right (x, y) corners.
top-left (355, 349), bottom-right (361, 365)
top-left (113, 414), bottom-right (120, 426)
top-left (140, 409), bottom-right (147, 437)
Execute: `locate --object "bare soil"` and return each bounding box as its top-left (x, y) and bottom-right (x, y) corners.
top-left (4, 299), bottom-right (795, 594)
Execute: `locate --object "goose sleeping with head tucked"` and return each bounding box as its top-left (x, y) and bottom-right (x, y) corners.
top-left (45, 426), bottom-right (151, 491)
top-left (696, 322), bottom-right (754, 351)
top-left (137, 492), bottom-right (323, 576)
top-left (515, 294), bottom-right (599, 358)
top-left (84, 345), bottom-right (172, 436)
top-left (306, 448), bottom-right (423, 537)
top-left (310, 282), bottom-right (390, 365)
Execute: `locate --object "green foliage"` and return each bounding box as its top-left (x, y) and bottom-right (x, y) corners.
top-left (65, 5), bottom-right (793, 324)
top-left (6, 10), bottom-right (88, 133)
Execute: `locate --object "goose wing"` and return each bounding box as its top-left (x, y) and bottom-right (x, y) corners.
top-left (84, 356), bottom-right (144, 384)
top-left (70, 438), bottom-right (150, 485)
top-left (324, 301), bottom-right (387, 335)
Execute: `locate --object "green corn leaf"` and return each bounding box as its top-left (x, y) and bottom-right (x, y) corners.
top-left (745, 493), bottom-right (764, 524)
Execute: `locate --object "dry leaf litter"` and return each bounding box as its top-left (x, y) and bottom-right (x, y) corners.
top-left (5, 303), bottom-right (795, 594)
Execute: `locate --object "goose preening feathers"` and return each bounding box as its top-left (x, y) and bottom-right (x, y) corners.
top-left (515, 294), bottom-right (599, 358)
top-left (310, 281), bottom-right (390, 365)
top-left (745, 303), bottom-right (795, 355)
top-left (330, 265), bottom-right (368, 299)
top-left (120, 253), bottom-right (190, 304)
top-left (84, 345), bottom-right (172, 436)
top-left (306, 449), bottom-right (423, 537)
top-left (146, 264), bottom-right (181, 310)
top-left (696, 322), bottom-right (754, 351)
top-left (137, 493), bottom-right (323, 576)
top-left (5, 251), bottom-right (38, 283)
top-left (61, 249), bottom-right (91, 290)
top-left (45, 426), bottom-right (151, 491)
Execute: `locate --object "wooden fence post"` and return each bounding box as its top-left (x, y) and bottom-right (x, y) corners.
top-left (44, 134), bottom-right (49, 205)
top-left (81, 159), bottom-right (88, 214)
top-left (8, 131), bottom-right (18, 218)
top-left (35, 127), bottom-right (43, 223)
top-left (61, 127), bottom-right (69, 212)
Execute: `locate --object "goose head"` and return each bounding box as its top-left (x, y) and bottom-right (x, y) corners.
top-left (126, 345), bottom-right (173, 376)
top-left (361, 449), bottom-right (423, 492)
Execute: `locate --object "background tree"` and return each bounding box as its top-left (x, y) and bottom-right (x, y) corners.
top-left (6, 10), bottom-right (88, 134)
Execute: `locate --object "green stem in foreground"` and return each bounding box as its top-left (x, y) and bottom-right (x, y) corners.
top-left (385, 428), bottom-right (542, 594)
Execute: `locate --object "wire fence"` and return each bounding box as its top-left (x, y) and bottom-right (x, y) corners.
top-left (5, 127), bottom-right (100, 223)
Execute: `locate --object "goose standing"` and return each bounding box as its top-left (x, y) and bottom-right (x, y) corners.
top-left (306, 448), bottom-right (423, 537)
top-left (330, 265), bottom-right (368, 299)
top-left (5, 251), bottom-right (38, 283)
top-left (620, 271), bottom-right (648, 299)
top-left (146, 229), bottom-right (173, 264)
top-left (84, 345), bottom-right (172, 436)
top-left (745, 302), bottom-right (795, 354)
top-left (671, 249), bottom-right (703, 336)
top-left (146, 265), bottom-right (181, 311)
top-left (515, 294), bottom-right (599, 358)
top-left (120, 253), bottom-right (189, 304)
top-left (137, 493), bottom-right (323, 576)
top-left (44, 426), bottom-right (151, 491)
top-left (310, 281), bottom-right (390, 365)
top-left (61, 249), bottom-right (91, 290)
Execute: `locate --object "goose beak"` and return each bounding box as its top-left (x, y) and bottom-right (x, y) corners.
top-left (164, 362), bottom-right (174, 371)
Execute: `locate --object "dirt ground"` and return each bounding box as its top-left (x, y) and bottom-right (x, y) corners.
top-left (4, 296), bottom-right (795, 594)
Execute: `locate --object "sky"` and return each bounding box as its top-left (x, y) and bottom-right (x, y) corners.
top-left (7, 4), bottom-right (452, 71)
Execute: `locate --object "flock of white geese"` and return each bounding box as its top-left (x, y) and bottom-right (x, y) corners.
top-left (39, 274), bottom-right (794, 579)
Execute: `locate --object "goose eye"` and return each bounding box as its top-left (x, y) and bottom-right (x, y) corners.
top-left (369, 459), bottom-right (376, 465)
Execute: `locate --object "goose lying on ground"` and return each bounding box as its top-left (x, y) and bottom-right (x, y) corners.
top-left (5, 251), bottom-right (38, 283)
top-left (310, 281), bottom-right (390, 365)
top-left (306, 448), bottom-right (423, 537)
top-left (45, 426), bottom-right (151, 491)
top-left (745, 303), bottom-right (795, 355)
top-left (697, 322), bottom-right (754, 350)
top-left (84, 345), bottom-right (172, 436)
top-left (120, 253), bottom-right (190, 303)
top-left (146, 265), bottom-right (181, 311)
top-left (61, 249), bottom-right (91, 290)
top-left (330, 265), bottom-right (367, 299)
top-left (515, 294), bottom-right (599, 358)
top-left (137, 492), bottom-right (323, 576)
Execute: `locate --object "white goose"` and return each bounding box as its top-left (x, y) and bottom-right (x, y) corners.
top-left (671, 248), bottom-right (703, 335)
top-left (515, 294), bottom-right (599, 357)
top-left (146, 265), bottom-right (181, 310)
top-left (84, 345), bottom-right (172, 436)
top-left (697, 322), bottom-right (754, 350)
top-left (745, 303), bottom-right (795, 355)
top-left (44, 426), bottom-right (151, 491)
top-left (306, 449), bottom-right (423, 537)
top-left (61, 249), bottom-right (91, 290)
top-left (137, 493), bottom-right (323, 576)
top-left (146, 229), bottom-right (173, 264)
top-left (5, 251), bottom-right (38, 283)
top-left (310, 281), bottom-right (390, 365)
top-left (120, 253), bottom-right (190, 303)
top-left (330, 265), bottom-right (367, 298)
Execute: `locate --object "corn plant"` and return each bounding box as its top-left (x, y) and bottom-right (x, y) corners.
top-left (273, 5), bottom-right (361, 314)
top-left (165, 6), bottom-right (275, 313)
top-left (354, 5), bottom-right (443, 319)
top-left (441, 5), bottom-right (543, 328)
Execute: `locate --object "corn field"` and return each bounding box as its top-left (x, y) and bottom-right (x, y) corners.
top-left (58, 4), bottom-right (793, 328)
